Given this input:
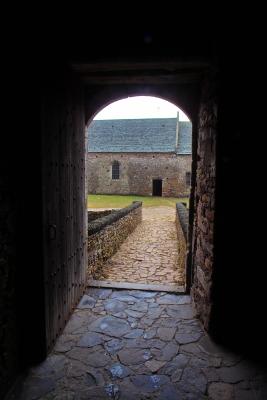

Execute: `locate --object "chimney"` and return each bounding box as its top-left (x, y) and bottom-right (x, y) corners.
top-left (175, 111), bottom-right (179, 152)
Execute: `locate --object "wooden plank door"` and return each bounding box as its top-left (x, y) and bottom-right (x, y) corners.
top-left (41, 82), bottom-right (87, 353)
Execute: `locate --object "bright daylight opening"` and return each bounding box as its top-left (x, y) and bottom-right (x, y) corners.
top-left (94, 96), bottom-right (190, 121)
top-left (87, 96), bottom-right (192, 291)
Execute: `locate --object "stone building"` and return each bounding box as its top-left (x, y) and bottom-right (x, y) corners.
top-left (87, 114), bottom-right (192, 197)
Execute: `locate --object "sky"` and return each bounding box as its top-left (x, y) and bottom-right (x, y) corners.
top-left (94, 96), bottom-right (190, 121)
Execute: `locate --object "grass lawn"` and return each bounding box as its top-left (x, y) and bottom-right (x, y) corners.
top-left (87, 194), bottom-right (189, 208)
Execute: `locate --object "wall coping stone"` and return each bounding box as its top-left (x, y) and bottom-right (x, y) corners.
top-left (176, 203), bottom-right (189, 239)
top-left (88, 201), bottom-right (142, 236)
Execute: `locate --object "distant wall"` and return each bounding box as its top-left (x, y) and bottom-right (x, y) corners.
top-left (87, 202), bottom-right (142, 279)
top-left (87, 153), bottom-right (191, 197)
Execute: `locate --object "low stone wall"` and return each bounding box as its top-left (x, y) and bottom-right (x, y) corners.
top-left (176, 203), bottom-right (189, 284)
top-left (87, 202), bottom-right (142, 279)
top-left (88, 210), bottom-right (115, 223)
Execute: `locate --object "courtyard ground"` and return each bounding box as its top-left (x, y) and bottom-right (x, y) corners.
top-left (93, 207), bottom-right (184, 286)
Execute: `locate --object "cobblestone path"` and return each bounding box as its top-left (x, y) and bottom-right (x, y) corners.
top-left (11, 288), bottom-right (267, 399)
top-left (98, 206), bottom-right (185, 285)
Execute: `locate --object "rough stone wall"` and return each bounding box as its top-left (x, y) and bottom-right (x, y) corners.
top-left (87, 203), bottom-right (142, 278)
top-left (87, 153), bottom-right (191, 197)
top-left (191, 77), bottom-right (217, 331)
top-left (175, 203), bottom-right (189, 287)
top-left (88, 210), bottom-right (114, 223)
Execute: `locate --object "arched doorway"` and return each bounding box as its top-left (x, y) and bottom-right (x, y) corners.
top-left (86, 95), bottom-right (192, 292)
top-left (39, 64), bottom-right (210, 360)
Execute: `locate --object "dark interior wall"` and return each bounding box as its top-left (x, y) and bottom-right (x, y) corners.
top-left (1, 73), bottom-right (44, 397)
top-left (190, 44), bottom-right (266, 361)
top-left (0, 158), bottom-right (19, 397)
top-left (209, 54), bottom-right (266, 360)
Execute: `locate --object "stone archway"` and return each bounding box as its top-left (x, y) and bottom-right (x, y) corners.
top-left (79, 69), bottom-right (216, 333)
top-left (86, 95), bottom-right (193, 292)
top-left (37, 62), bottom-right (217, 363)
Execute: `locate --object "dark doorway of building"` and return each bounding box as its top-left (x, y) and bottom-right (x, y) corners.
top-left (152, 179), bottom-right (162, 196)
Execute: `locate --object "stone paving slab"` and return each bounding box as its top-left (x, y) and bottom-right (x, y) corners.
top-left (9, 288), bottom-right (267, 399)
top-left (88, 279), bottom-right (185, 292)
top-left (95, 206), bottom-right (185, 285)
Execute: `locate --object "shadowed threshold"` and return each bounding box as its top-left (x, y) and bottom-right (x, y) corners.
top-left (88, 279), bottom-right (185, 293)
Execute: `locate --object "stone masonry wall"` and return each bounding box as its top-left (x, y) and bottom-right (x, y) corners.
top-left (191, 77), bottom-right (217, 331)
top-left (176, 203), bottom-right (189, 287)
top-left (87, 153), bottom-right (191, 197)
top-left (88, 210), bottom-right (114, 223)
top-left (87, 202), bottom-right (142, 279)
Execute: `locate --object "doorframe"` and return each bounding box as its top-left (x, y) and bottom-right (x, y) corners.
top-left (152, 178), bottom-right (163, 196)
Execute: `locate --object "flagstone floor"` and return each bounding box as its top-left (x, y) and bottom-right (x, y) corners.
top-left (9, 288), bottom-right (267, 399)
top-left (97, 207), bottom-right (185, 286)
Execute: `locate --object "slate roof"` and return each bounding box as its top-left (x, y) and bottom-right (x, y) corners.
top-left (177, 121), bottom-right (192, 154)
top-left (87, 118), bottom-right (191, 154)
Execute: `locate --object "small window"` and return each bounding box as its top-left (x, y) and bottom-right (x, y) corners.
top-left (112, 161), bottom-right (120, 180)
top-left (186, 172), bottom-right (191, 186)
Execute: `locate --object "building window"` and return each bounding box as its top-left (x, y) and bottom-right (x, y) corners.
top-left (112, 161), bottom-right (120, 179)
top-left (186, 171), bottom-right (191, 186)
